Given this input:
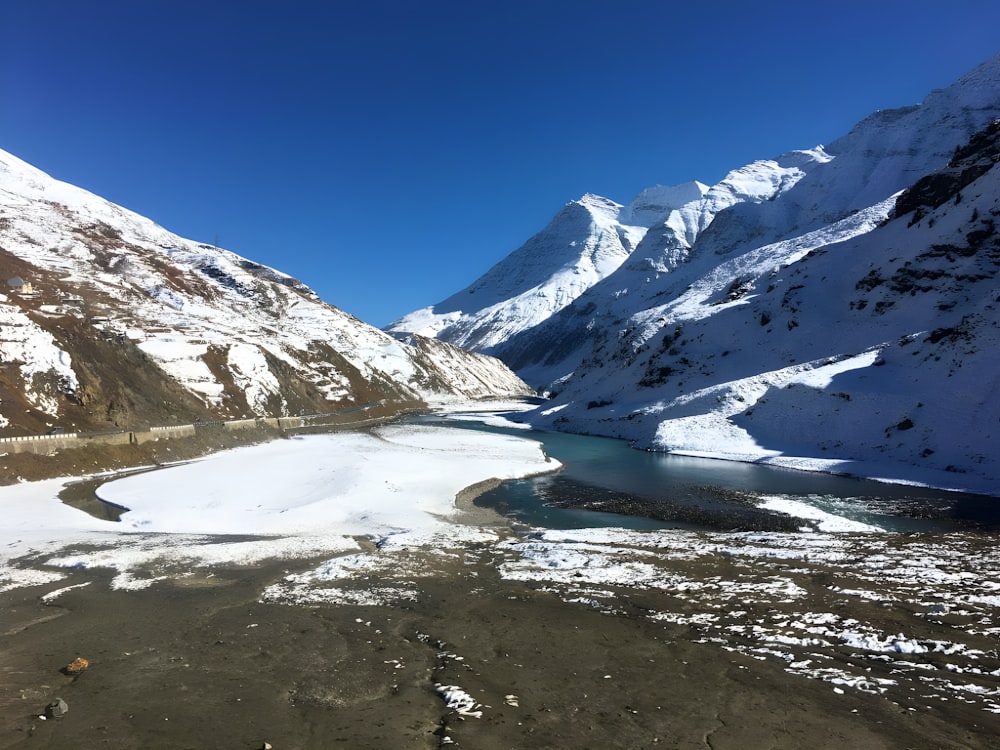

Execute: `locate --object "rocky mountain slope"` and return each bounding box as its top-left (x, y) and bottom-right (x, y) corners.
top-left (391, 55), bottom-right (1000, 493)
top-left (0, 150), bottom-right (532, 437)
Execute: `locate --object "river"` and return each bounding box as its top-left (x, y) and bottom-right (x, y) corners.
top-left (417, 414), bottom-right (1000, 533)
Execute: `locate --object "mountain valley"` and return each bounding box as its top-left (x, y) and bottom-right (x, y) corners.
top-left (392, 55), bottom-right (1000, 495)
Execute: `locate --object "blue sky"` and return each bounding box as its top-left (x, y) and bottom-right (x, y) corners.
top-left (3, 1), bottom-right (999, 327)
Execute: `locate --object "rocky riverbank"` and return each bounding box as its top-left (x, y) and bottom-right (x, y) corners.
top-left (3, 522), bottom-right (998, 749)
top-left (2, 420), bottom-right (997, 749)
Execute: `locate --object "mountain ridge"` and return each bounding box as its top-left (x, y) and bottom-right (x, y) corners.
top-left (391, 54), bottom-right (1000, 494)
top-left (0, 148), bottom-right (533, 438)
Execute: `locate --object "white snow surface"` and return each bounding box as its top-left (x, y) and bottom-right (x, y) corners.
top-left (0, 303), bottom-right (79, 417)
top-left (757, 496), bottom-right (882, 533)
top-left (0, 422), bottom-right (558, 589)
top-left (99, 425), bottom-right (555, 536)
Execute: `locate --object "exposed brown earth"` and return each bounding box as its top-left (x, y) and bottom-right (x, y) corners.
top-left (2, 537), bottom-right (995, 750)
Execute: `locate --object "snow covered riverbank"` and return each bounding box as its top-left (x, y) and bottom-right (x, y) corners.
top-left (1, 410), bottom-right (999, 745)
top-left (0, 421), bottom-right (558, 590)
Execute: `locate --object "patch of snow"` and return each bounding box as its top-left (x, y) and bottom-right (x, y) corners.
top-left (757, 496), bottom-right (882, 532)
top-left (436, 684), bottom-right (484, 719)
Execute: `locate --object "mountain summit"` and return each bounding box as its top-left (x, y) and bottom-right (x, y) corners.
top-left (391, 54), bottom-right (1000, 494)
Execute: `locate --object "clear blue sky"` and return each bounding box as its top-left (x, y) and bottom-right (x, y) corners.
top-left (3, 1), bottom-right (999, 327)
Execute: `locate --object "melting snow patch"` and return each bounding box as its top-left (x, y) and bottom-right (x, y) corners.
top-left (838, 631), bottom-right (930, 654)
top-left (495, 526), bottom-right (1000, 713)
top-left (435, 684), bottom-right (484, 719)
top-left (0, 567), bottom-right (66, 593)
top-left (262, 583), bottom-right (418, 607)
top-left (758, 496), bottom-right (882, 532)
top-left (39, 581), bottom-right (92, 602)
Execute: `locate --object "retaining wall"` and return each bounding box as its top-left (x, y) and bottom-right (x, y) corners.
top-left (0, 433), bottom-right (81, 455)
top-left (0, 403), bottom-right (386, 456)
top-left (0, 425), bottom-right (202, 455)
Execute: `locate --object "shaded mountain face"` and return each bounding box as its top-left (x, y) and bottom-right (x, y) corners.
top-left (391, 55), bottom-right (1000, 493)
top-left (0, 151), bottom-right (531, 436)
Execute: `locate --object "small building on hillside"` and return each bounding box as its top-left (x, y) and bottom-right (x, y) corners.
top-left (6, 276), bottom-right (33, 294)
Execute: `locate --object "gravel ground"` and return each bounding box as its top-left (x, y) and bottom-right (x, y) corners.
top-left (3, 522), bottom-right (998, 749)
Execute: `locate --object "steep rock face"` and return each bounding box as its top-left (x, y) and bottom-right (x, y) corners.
top-left (893, 119), bottom-right (1000, 219)
top-left (392, 54), bottom-right (1000, 492)
top-left (0, 150), bottom-right (531, 435)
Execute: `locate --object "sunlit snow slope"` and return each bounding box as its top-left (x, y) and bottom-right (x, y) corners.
top-left (0, 150), bottom-right (531, 434)
top-left (393, 55), bottom-right (1000, 493)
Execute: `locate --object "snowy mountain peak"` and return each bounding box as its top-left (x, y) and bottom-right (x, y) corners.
top-left (710, 149), bottom-right (826, 204)
top-left (621, 181), bottom-right (710, 225)
top-left (577, 192), bottom-right (623, 214)
top-left (389, 189), bottom-right (660, 350)
top-left (390, 138), bottom-right (847, 350)
top-left (774, 146), bottom-right (834, 170)
top-left (931, 51), bottom-right (1000, 107)
top-left (393, 54), bottom-right (1000, 494)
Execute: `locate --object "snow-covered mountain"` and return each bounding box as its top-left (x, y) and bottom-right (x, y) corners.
top-left (0, 150), bottom-right (532, 435)
top-left (392, 55), bottom-right (1000, 494)
top-left (389, 147), bottom-right (833, 352)
top-left (391, 189), bottom-right (689, 350)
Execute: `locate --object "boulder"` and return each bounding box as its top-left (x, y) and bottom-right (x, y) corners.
top-left (62, 657), bottom-right (89, 675)
top-left (47, 698), bottom-right (69, 718)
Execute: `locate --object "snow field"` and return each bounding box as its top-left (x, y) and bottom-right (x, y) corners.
top-left (0, 423), bottom-right (558, 589)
